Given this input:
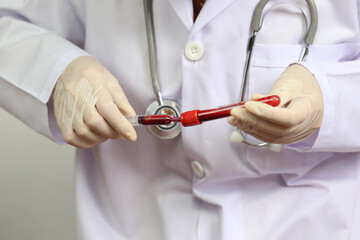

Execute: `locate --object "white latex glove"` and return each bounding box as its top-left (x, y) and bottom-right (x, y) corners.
top-left (54, 56), bottom-right (137, 148)
top-left (228, 64), bottom-right (324, 145)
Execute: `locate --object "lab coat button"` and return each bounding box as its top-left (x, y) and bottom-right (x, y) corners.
top-left (185, 42), bottom-right (204, 61)
top-left (191, 161), bottom-right (205, 178)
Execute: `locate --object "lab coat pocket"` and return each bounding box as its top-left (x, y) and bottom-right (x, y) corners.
top-left (246, 147), bottom-right (333, 176)
top-left (243, 43), bottom-right (304, 149)
top-left (246, 42), bottom-right (360, 97)
top-left (246, 43), bottom-right (304, 98)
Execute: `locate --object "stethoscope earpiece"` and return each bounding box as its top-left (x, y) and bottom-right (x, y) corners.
top-left (268, 143), bottom-right (282, 152)
top-left (230, 130), bottom-right (244, 144)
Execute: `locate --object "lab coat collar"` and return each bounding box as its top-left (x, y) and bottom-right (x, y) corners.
top-left (168, 0), bottom-right (235, 34)
top-left (167, 0), bottom-right (194, 31)
top-left (191, 0), bottom-right (235, 35)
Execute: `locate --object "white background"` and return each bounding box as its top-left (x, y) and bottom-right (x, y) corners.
top-left (0, 108), bottom-right (76, 240)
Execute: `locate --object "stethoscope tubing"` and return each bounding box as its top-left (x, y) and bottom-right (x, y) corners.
top-left (143, 0), bottom-right (163, 106)
top-left (237, 0), bottom-right (318, 150)
top-left (251, 0), bottom-right (318, 45)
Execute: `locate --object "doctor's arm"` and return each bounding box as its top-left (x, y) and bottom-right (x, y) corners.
top-left (0, 0), bottom-right (87, 140)
top-left (229, 58), bottom-right (360, 153)
top-left (227, 0), bottom-right (360, 153)
top-left (0, 1), bottom-right (136, 147)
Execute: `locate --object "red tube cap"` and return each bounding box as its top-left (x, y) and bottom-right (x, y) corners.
top-left (181, 110), bottom-right (202, 127)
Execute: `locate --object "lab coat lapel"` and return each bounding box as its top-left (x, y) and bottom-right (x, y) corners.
top-left (191, 0), bottom-right (235, 35)
top-left (167, 0), bottom-right (194, 31)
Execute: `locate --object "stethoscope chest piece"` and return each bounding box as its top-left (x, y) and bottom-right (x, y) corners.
top-left (145, 99), bottom-right (182, 139)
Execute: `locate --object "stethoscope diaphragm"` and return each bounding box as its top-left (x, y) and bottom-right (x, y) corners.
top-left (145, 99), bottom-right (182, 139)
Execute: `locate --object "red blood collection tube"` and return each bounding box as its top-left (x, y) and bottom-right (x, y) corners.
top-left (127, 95), bottom-right (280, 126)
top-left (180, 95), bottom-right (280, 127)
top-left (138, 115), bottom-right (173, 125)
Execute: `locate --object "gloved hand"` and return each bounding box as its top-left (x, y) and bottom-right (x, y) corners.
top-left (54, 56), bottom-right (137, 148)
top-left (228, 64), bottom-right (324, 145)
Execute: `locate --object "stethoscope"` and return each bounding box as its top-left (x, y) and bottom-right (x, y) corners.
top-left (143, 0), bottom-right (183, 140)
top-left (142, 0), bottom-right (318, 150)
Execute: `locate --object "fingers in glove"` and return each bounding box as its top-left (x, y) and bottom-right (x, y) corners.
top-left (251, 93), bottom-right (266, 101)
top-left (230, 108), bottom-right (289, 136)
top-left (228, 115), bottom-right (280, 143)
top-left (83, 104), bottom-right (120, 139)
top-left (73, 115), bottom-right (107, 143)
top-left (96, 88), bottom-right (137, 142)
top-left (229, 111), bottom-right (316, 144)
top-left (61, 128), bottom-right (97, 149)
top-left (230, 107), bottom-right (311, 137)
top-left (105, 74), bottom-right (136, 116)
top-left (243, 100), bottom-right (308, 127)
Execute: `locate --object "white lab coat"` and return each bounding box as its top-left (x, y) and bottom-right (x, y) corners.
top-left (1, 0), bottom-right (360, 239)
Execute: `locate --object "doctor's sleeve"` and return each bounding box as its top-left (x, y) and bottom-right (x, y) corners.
top-left (284, 0), bottom-right (360, 153)
top-left (0, 0), bottom-right (89, 142)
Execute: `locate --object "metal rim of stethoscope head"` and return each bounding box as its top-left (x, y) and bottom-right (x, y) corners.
top-left (145, 99), bottom-right (182, 140)
top-left (234, 0), bottom-right (318, 151)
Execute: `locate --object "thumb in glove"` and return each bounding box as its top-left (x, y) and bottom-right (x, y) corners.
top-left (228, 64), bottom-right (324, 144)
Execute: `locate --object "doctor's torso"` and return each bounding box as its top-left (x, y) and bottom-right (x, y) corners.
top-left (66, 1), bottom-right (360, 239)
